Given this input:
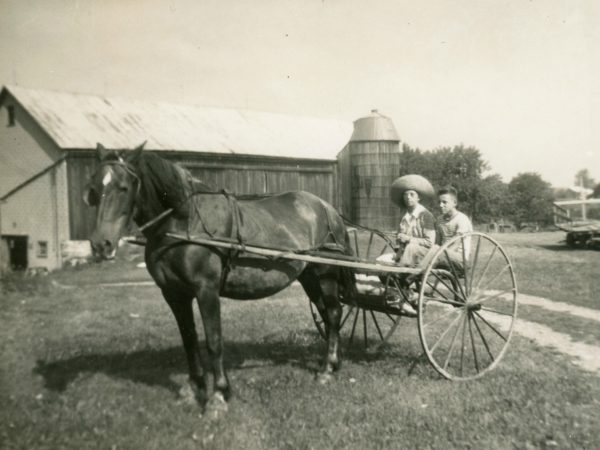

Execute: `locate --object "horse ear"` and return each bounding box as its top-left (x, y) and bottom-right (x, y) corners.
top-left (128, 141), bottom-right (146, 164)
top-left (96, 143), bottom-right (110, 161)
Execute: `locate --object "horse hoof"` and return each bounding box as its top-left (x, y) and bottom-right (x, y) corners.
top-left (316, 372), bottom-right (334, 385)
top-left (206, 392), bottom-right (228, 420)
top-left (177, 383), bottom-right (199, 406)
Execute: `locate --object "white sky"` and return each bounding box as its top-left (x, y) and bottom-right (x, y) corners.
top-left (0, 0), bottom-right (598, 187)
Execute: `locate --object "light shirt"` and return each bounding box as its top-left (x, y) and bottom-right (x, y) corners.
top-left (437, 210), bottom-right (473, 258)
top-left (399, 204), bottom-right (426, 237)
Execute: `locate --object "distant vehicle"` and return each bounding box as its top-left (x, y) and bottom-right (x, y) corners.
top-left (553, 199), bottom-right (600, 248)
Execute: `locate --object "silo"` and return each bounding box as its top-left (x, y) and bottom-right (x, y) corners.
top-left (340, 109), bottom-right (401, 230)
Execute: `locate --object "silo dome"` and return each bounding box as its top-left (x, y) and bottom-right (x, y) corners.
top-left (350, 109), bottom-right (400, 142)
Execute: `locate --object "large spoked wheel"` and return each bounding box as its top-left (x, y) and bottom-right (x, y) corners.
top-left (417, 232), bottom-right (518, 380)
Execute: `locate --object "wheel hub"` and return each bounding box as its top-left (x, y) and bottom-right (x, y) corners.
top-left (466, 302), bottom-right (482, 312)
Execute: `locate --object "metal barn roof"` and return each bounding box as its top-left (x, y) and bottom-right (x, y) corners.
top-left (2, 85), bottom-right (353, 160)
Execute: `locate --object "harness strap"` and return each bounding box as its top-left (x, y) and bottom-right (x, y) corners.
top-left (217, 189), bottom-right (247, 292)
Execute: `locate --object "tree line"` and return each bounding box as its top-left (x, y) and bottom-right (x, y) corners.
top-left (397, 144), bottom-right (598, 228)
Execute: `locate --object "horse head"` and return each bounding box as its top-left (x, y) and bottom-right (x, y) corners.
top-left (84, 142), bottom-right (145, 260)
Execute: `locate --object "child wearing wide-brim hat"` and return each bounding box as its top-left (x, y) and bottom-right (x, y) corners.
top-left (389, 174), bottom-right (436, 267)
top-left (376, 175), bottom-right (436, 315)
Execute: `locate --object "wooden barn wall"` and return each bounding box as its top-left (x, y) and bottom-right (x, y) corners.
top-left (168, 153), bottom-right (336, 205)
top-left (65, 151), bottom-right (338, 240)
top-left (66, 153), bottom-right (98, 240)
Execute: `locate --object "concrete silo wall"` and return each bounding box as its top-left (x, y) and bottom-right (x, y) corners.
top-left (348, 140), bottom-right (400, 230)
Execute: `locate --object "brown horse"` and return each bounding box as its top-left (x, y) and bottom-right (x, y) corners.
top-left (84, 143), bottom-right (355, 410)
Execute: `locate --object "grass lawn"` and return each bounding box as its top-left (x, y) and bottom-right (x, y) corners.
top-left (1, 261), bottom-right (599, 449)
top-left (1, 230), bottom-right (598, 449)
top-left (492, 231), bottom-right (600, 311)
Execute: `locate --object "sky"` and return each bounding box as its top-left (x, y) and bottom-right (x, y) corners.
top-left (0, 0), bottom-right (598, 188)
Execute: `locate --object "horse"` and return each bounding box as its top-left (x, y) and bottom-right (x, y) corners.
top-left (84, 142), bottom-right (356, 410)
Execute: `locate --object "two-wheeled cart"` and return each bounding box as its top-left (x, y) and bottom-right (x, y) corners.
top-left (166, 228), bottom-right (518, 381)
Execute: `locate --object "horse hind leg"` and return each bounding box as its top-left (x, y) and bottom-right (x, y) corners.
top-left (162, 290), bottom-right (208, 406)
top-left (300, 269), bottom-right (343, 383)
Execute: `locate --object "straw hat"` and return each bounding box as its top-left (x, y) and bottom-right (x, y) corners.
top-left (390, 174), bottom-right (434, 208)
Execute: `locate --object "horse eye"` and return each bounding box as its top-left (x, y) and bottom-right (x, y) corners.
top-left (84, 187), bottom-right (100, 206)
top-left (119, 185), bottom-right (129, 192)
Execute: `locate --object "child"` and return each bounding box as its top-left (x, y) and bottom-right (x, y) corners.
top-left (436, 186), bottom-right (473, 271)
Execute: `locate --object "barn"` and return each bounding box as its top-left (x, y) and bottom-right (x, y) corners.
top-left (0, 85), bottom-right (403, 272)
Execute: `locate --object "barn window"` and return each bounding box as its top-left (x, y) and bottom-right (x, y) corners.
top-left (7, 105), bottom-right (15, 126)
top-left (37, 241), bottom-right (48, 258)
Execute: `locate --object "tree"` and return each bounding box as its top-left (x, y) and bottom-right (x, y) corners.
top-left (398, 144), bottom-right (489, 220)
top-left (591, 182), bottom-right (600, 199)
top-left (508, 173), bottom-right (554, 228)
top-left (574, 169), bottom-right (595, 189)
top-left (475, 174), bottom-right (514, 223)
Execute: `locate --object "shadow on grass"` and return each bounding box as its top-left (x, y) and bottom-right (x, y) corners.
top-left (536, 244), bottom-right (582, 252)
top-left (34, 330), bottom-right (430, 394)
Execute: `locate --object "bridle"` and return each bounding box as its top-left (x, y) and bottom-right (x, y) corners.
top-left (99, 157), bottom-right (141, 195)
top-left (99, 157), bottom-right (181, 233)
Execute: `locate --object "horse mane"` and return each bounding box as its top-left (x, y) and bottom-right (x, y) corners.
top-left (135, 152), bottom-right (215, 210)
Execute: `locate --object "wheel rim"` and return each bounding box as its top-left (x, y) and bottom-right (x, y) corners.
top-left (417, 232), bottom-right (518, 380)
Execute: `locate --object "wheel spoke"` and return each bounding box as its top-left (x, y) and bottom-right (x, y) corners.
top-left (475, 247), bottom-right (498, 290)
top-left (480, 306), bottom-right (515, 316)
top-left (366, 232), bottom-right (374, 260)
top-left (460, 310), bottom-right (468, 377)
top-left (471, 313), bottom-right (495, 363)
top-left (443, 312), bottom-right (466, 370)
top-left (349, 307), bottom-right (360, 344)
top-left (473, 287), bottom-right (515, 305)
top-left (425, 296), bottom-right (466, 308)
top-left (425, 279), bottom-right (449, 301)
top-left (468, 235), bottom-right (482, 295)
top-left (468, 314), bottom-right (480, 372)
top-left (385, 312), bottom-right (397, 322)
top-left (340, 306), bottom-right (354, 329)
top-left (444, 250), bottom-right (467, 301)
top-left (474, 311), bottom-right (507, 342)
top-left (472, 246), bottom-right (497, 294)
top-left (429, 311), bottom-right (464, 353)
top-left (370, 310), bottom-right (385, 341)
top-left (430, 271), bottom-right (463, 302)
top-left (461, 236), bottom-right (468, 295)
top-left (473, 265), bottom-right (511, 298)
top-left (423, 304), bottom-right (463, 329)
top-left (362, 309), bottom-right (368, 348)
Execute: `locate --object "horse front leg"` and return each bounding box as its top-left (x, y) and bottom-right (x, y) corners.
top-left (195, 282), bottom-right (231, 411)
top-left (162, 290), bottom-right (208, 406)
top-left (317, 276), bottom-right (343, 384)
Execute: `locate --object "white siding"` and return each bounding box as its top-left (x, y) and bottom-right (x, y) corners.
top-left (0, 100), bottom-right (61, 197)
top-left (0, 101), bottom-right (69, 270)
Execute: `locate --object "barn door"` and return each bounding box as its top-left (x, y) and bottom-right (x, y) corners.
top-left (2, 235), bottom-right (28, 270)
